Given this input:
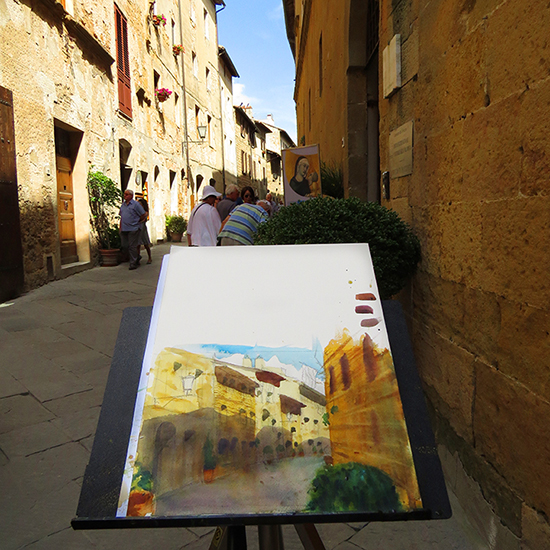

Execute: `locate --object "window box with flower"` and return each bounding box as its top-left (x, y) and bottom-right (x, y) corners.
top-left (155, 88), bottom-right (172, 102)
top-left (151, 14), bottom-right (166, 26)
top-left (173, 44), bottom-right (185, 56)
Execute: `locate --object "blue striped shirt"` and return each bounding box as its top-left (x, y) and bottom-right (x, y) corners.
top-left (218, 203), bottom-right (268, 245)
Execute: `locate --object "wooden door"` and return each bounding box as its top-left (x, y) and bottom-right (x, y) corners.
top-left (0, 86), bottom-right (24, 302)
top-left (56, 154), bottom-right (78, 264)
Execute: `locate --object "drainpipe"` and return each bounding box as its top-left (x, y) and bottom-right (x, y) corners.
top-left (215, 13), bottom-right (226, 191)
top-left (177, 0), bottom-right (192, 201)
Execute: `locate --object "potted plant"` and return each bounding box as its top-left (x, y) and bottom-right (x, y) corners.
top-left (151, 14), bottom-right (166, 26)
top-left (173, 44), bottom-right (184, 55)
top-left (155, 87), bottom-right (172, 103)
top-left (87, 169), bottom-right (123, 266)
top-left (203, 436), bottom-right (217, 483)
top-left (127, 462), bottom-right (155, 517)
top-left (165, 214), bottom-right (187, 242)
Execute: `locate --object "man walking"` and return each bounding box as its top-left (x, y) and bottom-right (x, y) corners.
top-left (187, 185), bottom-right (222, 246)
top-left (120, 189), bottom-right (146, 270)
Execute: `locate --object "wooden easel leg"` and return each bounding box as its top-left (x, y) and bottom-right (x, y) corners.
top-left (294, 524), bottom-right (326, 550)
top-left (258, 524), bottom-right (284, 550)
top-left (209, 526), bottom-right (247, 550)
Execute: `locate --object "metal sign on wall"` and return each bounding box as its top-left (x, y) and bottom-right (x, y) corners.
top-left (389, 121), bottom-right (414, 178)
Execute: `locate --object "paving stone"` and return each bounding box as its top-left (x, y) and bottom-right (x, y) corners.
top-left (31, 297), bottom-right (90, 318)
top-left (348, 494), bottom-right (487, 550)
top-left (24, 528), bottom-right (100, 550)
top-left (0, 315), bottom-right (45, 332)
top-left (55, 349), bottom-right (111, 375)
top-left (0, 394), bottom-right (55, 435)
top-left (51, 405), bottom-right (101, 441)
top-left (17, 362), bottom-right (92, 403)
top-left (0, 367), bottom-right (27, 398)
top-left (1, 479), bottom-right (83, 550)
top-left (0, 344), bottom-right (51, 377)
top-left (14, 301), bottom-right (78, 327)
top-left (55, 313), bottom-right (123, 354)
top-left (8, 325), bottom-right (74, 344)
top-left (85, 526), bottom-right (200, 550)
top-left (1, 442), bottom-right (90, 496)
top-left (96, 290), bottom-right (146, 305)
top-left (316, 523), bottom-right (358, 548)
top-left (0, 419), bottom-right (71, 458)
top-left (25, 338), bottom-right (95, 360)
top-left (44, 387), bottom-right (106, 417)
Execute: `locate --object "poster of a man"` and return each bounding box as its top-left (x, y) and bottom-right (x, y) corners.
top-left (282, 145), bottom-right (322, 205)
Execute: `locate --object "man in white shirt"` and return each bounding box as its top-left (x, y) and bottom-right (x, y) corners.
top-left (186, 185), bottom-right (222, 246)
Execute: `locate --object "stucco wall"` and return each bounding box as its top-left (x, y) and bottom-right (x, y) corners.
top-left (293, 1), bottom-right (349, 180)
top-left (379, 0), bottom-right (550, 544)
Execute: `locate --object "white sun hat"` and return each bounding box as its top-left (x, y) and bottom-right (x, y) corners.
top-left (201, 185), bottom-right (222, 200)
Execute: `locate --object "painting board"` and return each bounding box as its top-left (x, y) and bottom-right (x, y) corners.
top-left (114, 244), bottom-right (430, 521)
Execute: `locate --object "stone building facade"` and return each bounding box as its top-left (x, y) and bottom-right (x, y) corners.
top-left (284, 0), bottom-right (550, 547)
top-left (234, 104), bottom-right (266, 199)
top-left (259, 114), bottom-right (295, 199)
top-left (218, 45), bottom-right (239, 191)
top-left (0, 0), bottom-right (229, 295)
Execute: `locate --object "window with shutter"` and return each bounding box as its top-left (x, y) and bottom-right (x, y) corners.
top-left (115, 4), bottom-right (132, 119)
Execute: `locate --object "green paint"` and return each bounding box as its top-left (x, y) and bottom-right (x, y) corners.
top-left (307, 462), bottom-right (403, 513)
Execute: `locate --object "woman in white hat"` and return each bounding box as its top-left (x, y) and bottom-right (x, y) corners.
top-left (186, 185), bottom-right (222, 246)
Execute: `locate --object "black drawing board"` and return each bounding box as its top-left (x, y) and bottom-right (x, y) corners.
top-left (72, 302), bottom-right (451, 530)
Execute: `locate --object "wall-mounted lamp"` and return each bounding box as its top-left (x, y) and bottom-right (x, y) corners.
top-left (185, 126), bottom-right (207, 146)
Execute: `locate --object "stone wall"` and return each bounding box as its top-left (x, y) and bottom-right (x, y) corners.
top-left (293, 0), bottom-right (349, 182)
top-left (379, 0), bottom-right (550, 546)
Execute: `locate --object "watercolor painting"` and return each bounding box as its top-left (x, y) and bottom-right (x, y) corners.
top-left (117, 244), bottom-right (422, 518)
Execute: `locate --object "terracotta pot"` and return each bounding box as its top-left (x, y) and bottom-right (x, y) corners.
top-left (127, 490), bottom-right (155, 516)
top-left (99, 248), bottom-right (120, 267)
top-left (203, 468), bottom-right (215, 483)
top-left (170, 232), bottom-right (183, 242)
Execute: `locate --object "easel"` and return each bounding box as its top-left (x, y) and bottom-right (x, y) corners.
top-left (72, 304), bottom-right (451, 538)
top-left (209, 524), bottom-right (326, 550)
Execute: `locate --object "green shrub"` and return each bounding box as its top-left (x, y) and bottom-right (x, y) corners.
top-left (165, 215), bottom-right (187, 235)
top-left (307, 462), bottom-right (403, 513)
top-left (130, 462), bottom-right (153, 493)
top-left (87, 170), bottom-right (122, 249)
top-left (254, 197), bottom-right (421, 299)
top-left (320, 161), bottom-right (344, 199)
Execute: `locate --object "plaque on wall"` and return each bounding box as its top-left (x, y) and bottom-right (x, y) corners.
top-left (389, 121), bottom-right (413, 178)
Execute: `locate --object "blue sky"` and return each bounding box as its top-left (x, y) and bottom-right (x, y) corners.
top-left (216, 0), bottom-right (297, 142)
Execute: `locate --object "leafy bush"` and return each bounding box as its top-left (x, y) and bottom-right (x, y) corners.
top-left (165, 215), bottom-right (187, 235)
top-left (254, 197), bottom-right (421, 299)
top-left (87, 170), bottom-right (122, 249)
top-left (320, 161), bottom-right (344, 199)
top-left (307, 462), bottom-right (403, 513)
top-left (130, 462), bottom-right (153, 493)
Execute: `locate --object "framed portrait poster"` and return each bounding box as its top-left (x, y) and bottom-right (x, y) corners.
top-left (282, 145), bottom-right (322, 205)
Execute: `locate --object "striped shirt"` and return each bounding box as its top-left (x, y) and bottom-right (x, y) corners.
top-left (218, 203), bottom-right (268, 245)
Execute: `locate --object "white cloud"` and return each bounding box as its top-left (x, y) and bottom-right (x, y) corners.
top-left (233, 83), bottom-right (260, 108)
top-left (268, 3), bottom-right (283, 21)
